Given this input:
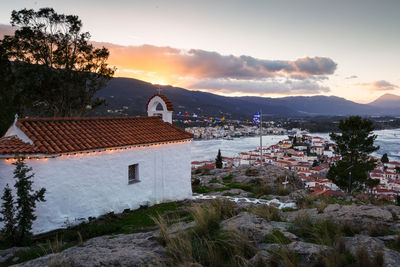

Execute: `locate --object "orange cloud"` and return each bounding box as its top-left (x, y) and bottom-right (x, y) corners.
top-left (94, 42), bottom-right (336, 95)
top-left (354, 80), bottom-right (399, 91)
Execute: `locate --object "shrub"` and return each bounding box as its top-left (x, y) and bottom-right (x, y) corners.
top-left (290, 213), bottom-right (340, 246)
top-left (264, 230), bottom-right (291, 244)
top-left (153, 200), bottom-right (256, 266)
top-left (251, 205), bottom-right (281, 222)
top-left (0, 158), bottom-right (46, 245)
top-left (295, 194), bottom-right (317, 209)
top-left (386, 234), bottom-right (400, 252)
top-left (222, 174), bottom-right (233, 184)
top-left (367, 223), bottom-right (393, 237)
top-left (209, 178), bottom-right (220, 184)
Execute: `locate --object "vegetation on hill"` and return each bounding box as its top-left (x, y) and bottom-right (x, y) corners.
top-left (0, 8), bottom-right (115, 135)
top-left (328, 116), bottom-right (379, 193)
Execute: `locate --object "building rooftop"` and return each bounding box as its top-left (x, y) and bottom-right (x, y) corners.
top-left (1, 116), bottom-right (193, 155)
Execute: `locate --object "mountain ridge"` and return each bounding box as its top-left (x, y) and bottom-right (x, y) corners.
top-left (92, 77), bottom-right (400, 118)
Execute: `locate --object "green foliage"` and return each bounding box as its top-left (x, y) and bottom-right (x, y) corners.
top-left (209, 178), bottom-right (220, 184)
top-left (290, 213), bottom-right (341, 246)
top-left (222, 173), bottom-right (233, 183)
top-left (13, 159), bottom-right (46, 244)
top-left (0, 184), bottom-right (16, 243)
top-left (264, 229), bottom-right (291, 244)
top-left (0, 8), bottom-right (115, 118)
top-left (0, 159), bottom-right (46, 245)
top-left (381, 153), bottom-right (389, 163)
top-left (328, 116), bottom-right (379, 192)
top-left (153, 200), bottom-right (255, 267)
top-left (0, 45), bottom-right (16, 136)
top-left (251, 205), bottom-right (281, 221)
top-left (386, 234), bottom-right (400, 252)
top-left (312, 160), bottom-right (319, 167)
top-left (215, 149), bottom-right (223, 169)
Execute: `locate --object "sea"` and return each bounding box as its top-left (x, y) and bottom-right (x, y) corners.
top-left (191, 128), bottom-right (400, 162)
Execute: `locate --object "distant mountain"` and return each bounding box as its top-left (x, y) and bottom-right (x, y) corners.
top-left (369, 93), bottom-right (400, 109)
top-left (92, 77), bottom-right (400, 118)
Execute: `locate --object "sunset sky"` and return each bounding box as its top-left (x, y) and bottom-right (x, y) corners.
top-left (1, 0), bottom-right (399, 103)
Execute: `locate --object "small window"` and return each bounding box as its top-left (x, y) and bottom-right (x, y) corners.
top-left (128, 164), bottom-right (139, 184)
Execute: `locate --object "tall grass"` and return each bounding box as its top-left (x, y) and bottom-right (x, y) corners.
top-left (153, 199), bottom-right (257, 266)
top-left (250, 205), bottom-right (281, 222)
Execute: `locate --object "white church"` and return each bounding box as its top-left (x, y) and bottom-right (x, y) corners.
top-left (0, 94), bottom-right (193, 233)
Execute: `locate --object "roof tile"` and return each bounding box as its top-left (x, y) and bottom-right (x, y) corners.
top-left (1, 116), bottom-right (193, 155)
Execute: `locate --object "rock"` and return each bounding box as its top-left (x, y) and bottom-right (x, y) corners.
top-left (15, 231), bottom-right (166, 267)
top-left (269, 221), bottom-right (291, 231)
top-left (287, 241), bottom-right (332, 265)
top-left (383, 205), bottom-right (400, 219)
top-left (0, 247), bottom-right (29, 264)
top-left (346, 234), bottom-right (400, 267)
top-left (248, 250), bottom-right (271, 265)
top-left (221, 212), bottom-right (274, 243)
top-left (324, 204), bottom-right (394, 222)
top-left (0, 254), bottom-right (13, 263)
top-left (259, 241), bottom-right (331, 266)
top-left (376, 235), bottom-right (400, 242)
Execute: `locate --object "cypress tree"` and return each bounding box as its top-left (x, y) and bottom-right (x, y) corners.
top-left (216, 149), bottom-right (223, 169)
top-left (0, 184), bottom-right (16, 242)
top-left (13, 158), bottom-right (46, 244)
top-left (381, 153), bottom-right (389, 163)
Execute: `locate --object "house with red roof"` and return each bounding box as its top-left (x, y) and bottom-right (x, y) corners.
top-left (0, 94), bottom-right (193, 234)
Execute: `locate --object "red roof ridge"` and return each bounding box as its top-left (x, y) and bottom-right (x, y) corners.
top-left (18, 116), bottom-right (158, 122)
top-left (1, 115), bottom-right (192, 155)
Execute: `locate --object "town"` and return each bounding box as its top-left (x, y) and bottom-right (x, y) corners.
top-left (191, 134), bottom-right (400, 201)
top-left (185, 124), bottom-right (307, 139)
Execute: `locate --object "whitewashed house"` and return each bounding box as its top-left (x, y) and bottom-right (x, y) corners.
top-left (0, 94), bottom-right (193, 234)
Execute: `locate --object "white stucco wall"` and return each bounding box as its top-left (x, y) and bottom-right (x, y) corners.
top-left (0, 142), bottom-right (192, 234)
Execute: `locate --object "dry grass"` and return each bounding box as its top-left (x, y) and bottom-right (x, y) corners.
top-left (153, 199), bottom-right (257, 266)
top-left (251, 205), bottom-right (281, 222)
top-left (290, 212), bottom-right (341, 246)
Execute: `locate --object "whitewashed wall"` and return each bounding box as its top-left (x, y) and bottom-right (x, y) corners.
top-left (0, 142), bottom-right (192, 234)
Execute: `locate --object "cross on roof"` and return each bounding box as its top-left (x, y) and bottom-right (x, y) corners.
top-left (157, 87), bottom-right (162, 94)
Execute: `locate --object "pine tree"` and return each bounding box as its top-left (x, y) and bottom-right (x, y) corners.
top-left (0, 184), bottom-right (16, 242)
top-left (327, 116), bottom-right (379, 193)
top-left (381, 153), bottom-right (389, 163)
top-left (13, 158), bottom-right (46, 244)
top-left (215, 149), bottom-right (223, 169)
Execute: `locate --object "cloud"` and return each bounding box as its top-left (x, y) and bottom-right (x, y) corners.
top-left (1, 23), bottom-right (336, 96)
top-left (96, 42), bottom-right (337, 80)
top-left (93, 42), bottom-right (336, 95)
top-left (189, 77), bottom-right (330, 95)
top-left (345, 75), bottom-right (358, 79)
top-left (355, 80), bottom-right (399, 91)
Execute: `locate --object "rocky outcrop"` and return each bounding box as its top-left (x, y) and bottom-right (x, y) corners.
top-left (15, 232), bottom-right (166, 267)
top-left (284, 203), bottom-right (399, 232)
top-left (346, 235), bottom-right (400, 267)
top-left (193, 165), bottom-right (304, 196)
top-left (221, 212), bottom-right (274, 243)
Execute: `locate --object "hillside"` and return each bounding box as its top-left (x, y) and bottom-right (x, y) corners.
top-left (369, 93), bottom-right (400, 109)
top-left (91, 77), bottom-right (400, 118)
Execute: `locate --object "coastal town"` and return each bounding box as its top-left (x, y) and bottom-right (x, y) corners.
top-left (191, 134), bottom-right (400, 202)
top-left (185, 125), bottom-right (306, 139)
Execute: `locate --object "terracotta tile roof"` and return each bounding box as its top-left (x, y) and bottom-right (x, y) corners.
top-left (0, 136), bottom-right (39, 155)
top-left (1, 116), bottom-right (193, 155)
top-left (146, 94), bottom-right (174, 111)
